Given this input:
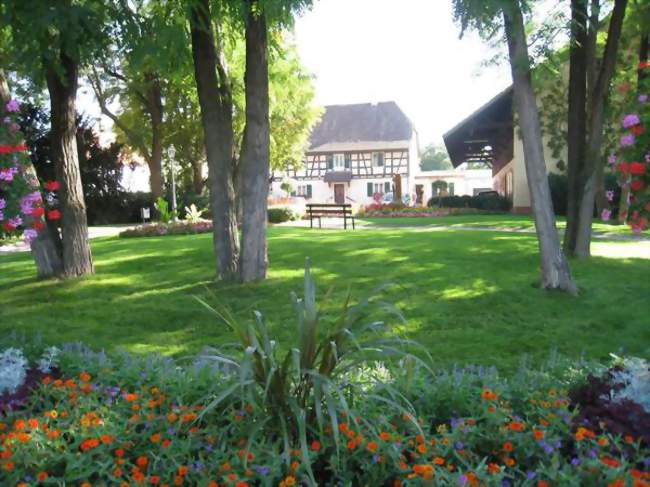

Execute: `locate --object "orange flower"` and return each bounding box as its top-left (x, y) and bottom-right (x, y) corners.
top-left (508, 422), bottom-right (525, 432)
top-left (481, 389), bottom-right (498, 401)
top-left (379, 431), bottom-right (391, 441)
top-left (115, 448), bottom-right (125, 457)
top-left (339, 423), bottom-right (348, 433)
top-left (598, 437), bottom-right (609, 446)
top-left (283, 477), bottom-right (296, 487)
top-left (488, 463), bottom-right (500, 474)
top-left (416, 443), bottom-right (427, 454)
top-left (608, 480), bottom-right (624, 487)
top-left (347, 439), bottom-right (356, 450)
top-left (367, 441), bottom-right (378, 453)
top-left (47, 429), bottom-right (61, 440)
top-left (150, 433), bottom-right (161, 443)
top-left (162, 439), bottom-right (171, 448)
top-left (37, 471), bottom-right (48, 481)
top-left (136, 456), bottom-right (149, 468)
top-left (79, 371), bottom-right (91, 382)
top-left (503, 441), bottom-right (513, 452)
top-left (81, 483), bottom-right (92, 487)
top-left (178, 466), bottom-right (188, 476)
top-left (3, 461), bottom-right (14, 471)
top-left (181, 413), bottom-right (197, 423)
top-left (433, 456), bottom-right (445, 465)
top-left (173, 476), bottom-right (183, 486)
top-left (17, 432), bottom-right (31, 443)
top-left (80, 438), bottom-right (100, 452)
top-left (125, 393), bottom-right (139, 402)
top-left (28, 418), bottom-right (39, 429)
top-left (113, 467), bottom-right (123, 477)
top-left (601, 457), bottom-right (620, 468)
top-left (533, 429), bottom-right (544, 440)
top-left (13, 420), bottom-right (25, 430)
top-left (310, 440), bottom-right (321, 452)
top-left (505, 457), bottom-right (516, 467)
top-left (101, 435), bottom-right (114, 444)
top-left (149, 475), bottom-right (160, 485)
top-left (537, 481), bottom-right (549, 487)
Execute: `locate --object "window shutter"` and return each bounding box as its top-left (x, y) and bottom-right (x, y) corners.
top-left (291, 190), bottom-right (296, 197)
top-left (384, 182), bottom-right (390, 193)
top-left (307, 184), bottom-right (312, 198)
top-left (378, 152), bottom-right (384, 166)
top-left (344, 153), bottom-right (351, 169)
top-left (367, 182), bottom-right (373, 197)
top-left (327, 155), bottom-right (333, 169)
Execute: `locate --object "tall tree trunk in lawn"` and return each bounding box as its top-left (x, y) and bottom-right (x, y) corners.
top-left (145, 73), bottom-right (164, 203)
top-left (0, 69), bottom-right (63, 278)
top-left (191, 158), bottom-right (204, 194)
top-left (564, 0), bottom-right (589, 255)
top-left (620, 33), bottom-right (649, 223)
top-left (239, 0), bottom-right (270, 282)
top-left (574, 0), bottom-right (627, 257)
top-left (503, 4), bottom-right (577, 294)
top-left (189, 0), bottom-right (240, 281)
top-left (46, 51), bottom-right (94, 277)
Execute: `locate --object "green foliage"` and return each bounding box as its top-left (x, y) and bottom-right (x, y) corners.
top-left (420, 144), bottom-right (452, 171)
top-left (154, 197), bottom-right (175, 223)
top-left (267, 207), bottom-right (295, 223)
top-left (196, 260), bottom-right (428, 471)
top-left (183, 203), bottom-right (206, 223)
top-left (427, 193), bottom-right (512, 212)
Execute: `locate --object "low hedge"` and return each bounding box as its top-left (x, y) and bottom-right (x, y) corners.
top-left (268, 207), bottom-right (296, 224)
top-left (119, 221), bottom-right (213, 238)
top-left (427, 193), bottom-right (512, 212)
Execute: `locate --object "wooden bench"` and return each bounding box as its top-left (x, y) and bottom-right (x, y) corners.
top-left (306, 203), bottom-right (355, 230)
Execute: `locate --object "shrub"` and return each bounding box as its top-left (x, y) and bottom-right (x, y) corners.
top-left (426, 193), bottom-right (511, 212)
top-left (268, 207), bottom-right (295, 223)
top-left (119, 221), bottom-right (212, 238)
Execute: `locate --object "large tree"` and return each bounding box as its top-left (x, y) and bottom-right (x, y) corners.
top-left (1, 0), bottom-right (111, 278)
top-left (453, 0), bottom-right (577, 293)
top-left (420, 144), bottom-right (453, 171)
top-left (564, 0), bottom-right (628, 258)
top-left (188, 0), bottom-right (240, 281)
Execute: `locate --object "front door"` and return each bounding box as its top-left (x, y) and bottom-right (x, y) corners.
top-left (334, 184), bottom-right (345, 204)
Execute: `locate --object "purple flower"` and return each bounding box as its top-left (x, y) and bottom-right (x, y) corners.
top-left (622, 114), bottom-right (640, 128)
top-left (9, 216), bottom-right (22, 227)
top-left (640, 94), bottom-right (648, 103)
top-left (571, 457), bottom-right (581, 466)
top-left (606, 190), bottom-right (615, 202)
top-left (527, 471), bottom-right (537, 480)
top-left (621, 134), bottom-right (636, 147)
top-left (23, 229), bottom-right (37, 243)
top-left (3, 116), bottom-right (10, 124)
top-left (458, 474), bottom-right (468, 486)
top-left (205, 443), bottom-right (214, 452)
top-left (0, 198), bottom-right (5, 210)
top-left (0, 211), bottom-right (4, 221)
top-left (192, 462), bottom-right (204, 471)
top-left (5, 99), bottom-right (20, 112)
top-left (607, 154), bottom-right (617, 165)
top-left (255, 466), bottom-right (271, 476)
top-left (601, 209), bottom-right (611, 221)
top-left (167, 427), bottom-right (176, 435)
top-left (9, 122), bottom-right (19, 133)
top-left (455, 441), bottom-right (464, 450)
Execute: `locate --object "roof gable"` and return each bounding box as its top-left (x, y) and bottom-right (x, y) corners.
top-left (309, 102), bottom-right (414, 150)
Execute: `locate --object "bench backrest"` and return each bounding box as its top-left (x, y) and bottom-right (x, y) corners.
top-left (306, 204), bottom-right (353, 216)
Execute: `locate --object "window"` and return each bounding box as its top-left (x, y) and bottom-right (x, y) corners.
top-left (367, 182), bottom-right (373, 197)
top-left (372, 152), bottom-right (384, 167)
top-left (448, 182), bottom-right (455, 196)
top-left (296, 184), bottom-right (312, 198)
top-left (506, 171), bottom-right (513, 197)
top-left (367, 182), bottom-right (389, 197)
top-left (384, 181), bottom-right (391, 193)
top-left (344, 153), bottom-right (351, 169)
top-left (333, 153), bottom-right (345, 169)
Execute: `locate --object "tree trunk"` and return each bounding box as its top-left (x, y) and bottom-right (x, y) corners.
top-left (145, 73), bottom-right (164, 203)
top-left (46, 51), bottom-right (94, 277)
top-left (189, 0), bottom-right (240, 281)
top-left (574, 0), bottom-right (627, 257)
top-left (0, 69), bottom-right (64, 278)
top-left (564, 0), bottom-right (589, 255)
top-left (503, 4), bottom-right (577, 294)
top-left (191, 158), bottom-right (204, 194)
top-left (239, 1), bottom-right (270, 282)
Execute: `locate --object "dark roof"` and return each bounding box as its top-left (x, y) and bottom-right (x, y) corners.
top-left (309, 102), bottom-right (414, 150)
top-left (323, 171), bottom-right (353, 183)
top-left (443, 87), bottom-right (514, 175)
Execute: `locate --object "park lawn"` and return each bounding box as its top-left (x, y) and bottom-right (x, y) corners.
top-left (1, 226), bottom-right (648, 371)
top-left (359, 213), bottom-right (642, 235)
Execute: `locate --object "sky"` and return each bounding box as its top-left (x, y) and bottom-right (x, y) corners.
top-left (292, 0), bottom-right (512, 147)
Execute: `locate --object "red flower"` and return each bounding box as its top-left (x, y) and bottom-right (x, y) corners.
top-left (47, 209), bottom-right (61, 221)
top-left (31, 207), bottom-right (45, 218)
top-left (3, 222), bottom-right (15, 232)
top-left (629, 162), bottom-right (646, 175)
top-left (639, 61), bottom-right (650, 70)
top-left (33, 220), bottom-right (44, 231)
top-left (631, 180), bottom-right (644, 191)
top-left (631, 125), bottom-right (645, 136)
top-left (44, 180), bottom-right (60, 191)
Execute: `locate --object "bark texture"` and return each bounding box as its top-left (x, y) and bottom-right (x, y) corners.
top-left (239, 1), bottom-right (270, 282)
top-left (564, 0), bottom-right (588, 254)
top-left (0, 69), bottom-right (63, 278)
top-left (573, 0), bottom-right (627, 257)
top-left (46, 51), bottom-right (94, 277)
top-left (189, 0), bottom-right (240, 281)
top-left (503, 4), bottom-right (577, 294)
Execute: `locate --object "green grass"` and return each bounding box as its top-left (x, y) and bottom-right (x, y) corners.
top-left (1, 227), bottom-right (649, 370)
top-left (359, 213), bottom-right (643, 235)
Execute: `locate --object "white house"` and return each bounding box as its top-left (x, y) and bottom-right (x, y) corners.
top-left (271, 101), bottom-right (491, 207)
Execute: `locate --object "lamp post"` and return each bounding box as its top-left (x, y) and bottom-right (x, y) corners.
top-left (168, 145), bottom-right (177, 220)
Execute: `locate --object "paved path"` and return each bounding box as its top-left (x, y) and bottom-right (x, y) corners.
top-left (0, 225), bottom-right (135, 254)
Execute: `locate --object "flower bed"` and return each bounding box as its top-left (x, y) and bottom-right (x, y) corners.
top-left (119, 221), bottom-right (213, 238)
top-left (1, 348), bottom-right (648, 486)
top-left (358, 205), bottom-right (502, 218)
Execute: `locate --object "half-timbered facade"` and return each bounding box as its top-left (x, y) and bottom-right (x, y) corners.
top-left (271, 102), bottom-right (421, 206)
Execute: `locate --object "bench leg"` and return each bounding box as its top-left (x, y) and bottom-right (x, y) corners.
top-left (352, 217), bottom-right (355, 230)
top-left (344, 214), bottom-right (347, 230)
top-left (310, 216), bottom-right (313, 229)
top-left (318, 217), bottom-right (321, 229)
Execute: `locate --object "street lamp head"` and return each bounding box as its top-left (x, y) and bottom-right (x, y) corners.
top-left (168, 146), bottom-right (176, 159)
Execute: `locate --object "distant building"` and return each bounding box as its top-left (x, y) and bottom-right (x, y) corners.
top-left (271, 101), bottom-right (491, 206)
top-left (443, 87), bottom-right (564, 213)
